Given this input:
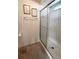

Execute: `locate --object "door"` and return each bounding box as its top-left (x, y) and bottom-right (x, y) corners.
top-left (47, 1), bottom-right (61, 59)
top-left (40, 8), bottom-right (48, 47)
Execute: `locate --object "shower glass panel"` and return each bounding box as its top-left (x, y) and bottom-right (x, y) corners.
top-left (40, 8), bottom-right (48, 47)
top-left (40, 0), bottom-right (61, 59)
top-left (47, 2), bottom-right (61, 59)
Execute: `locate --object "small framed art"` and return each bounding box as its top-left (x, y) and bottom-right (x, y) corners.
top-left (23, 4), bottom-right (30, 14)
top-left (31, 8), bottom-right (38, 17)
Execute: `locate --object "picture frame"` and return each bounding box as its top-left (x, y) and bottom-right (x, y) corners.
top-left (31, 8), bottom-right (38, 17)
top-left (23, 4), bottom-right (30, 14)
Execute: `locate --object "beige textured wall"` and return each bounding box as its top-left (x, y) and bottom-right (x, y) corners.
top-left (18, 0), bottom-right (40, 48)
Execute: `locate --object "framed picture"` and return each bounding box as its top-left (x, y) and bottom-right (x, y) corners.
top-left (31, 8), bottom-right (38, 17)
top-left (23, 4), bottom-right (30, 14)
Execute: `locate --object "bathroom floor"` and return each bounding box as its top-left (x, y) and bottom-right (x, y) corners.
top-left (18, 42), bottom-right (50, 59)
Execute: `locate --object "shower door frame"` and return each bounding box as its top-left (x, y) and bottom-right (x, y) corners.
top-left (39, 0), bottom-right (55, 59)
top-left (40, 0), bottom-right (61, 59)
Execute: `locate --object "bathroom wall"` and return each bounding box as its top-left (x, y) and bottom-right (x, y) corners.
top-left (18, 0), bottom-right (40, 48)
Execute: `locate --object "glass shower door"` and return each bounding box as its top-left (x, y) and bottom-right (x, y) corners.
top-left (47, 1), bottom-right (61, 59)
top-left (40, 8), bottom-right (48, 47)
top-left (40, 0), bottom-right (61, 59)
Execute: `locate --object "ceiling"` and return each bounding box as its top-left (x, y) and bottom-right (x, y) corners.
top-left (32, 0), bottom-right (54, 5)
top-left (32, 0), bottom-right (43, 4)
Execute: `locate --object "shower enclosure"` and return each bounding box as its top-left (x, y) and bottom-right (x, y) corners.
top-left (40, 0), bottom-right (61, 59)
